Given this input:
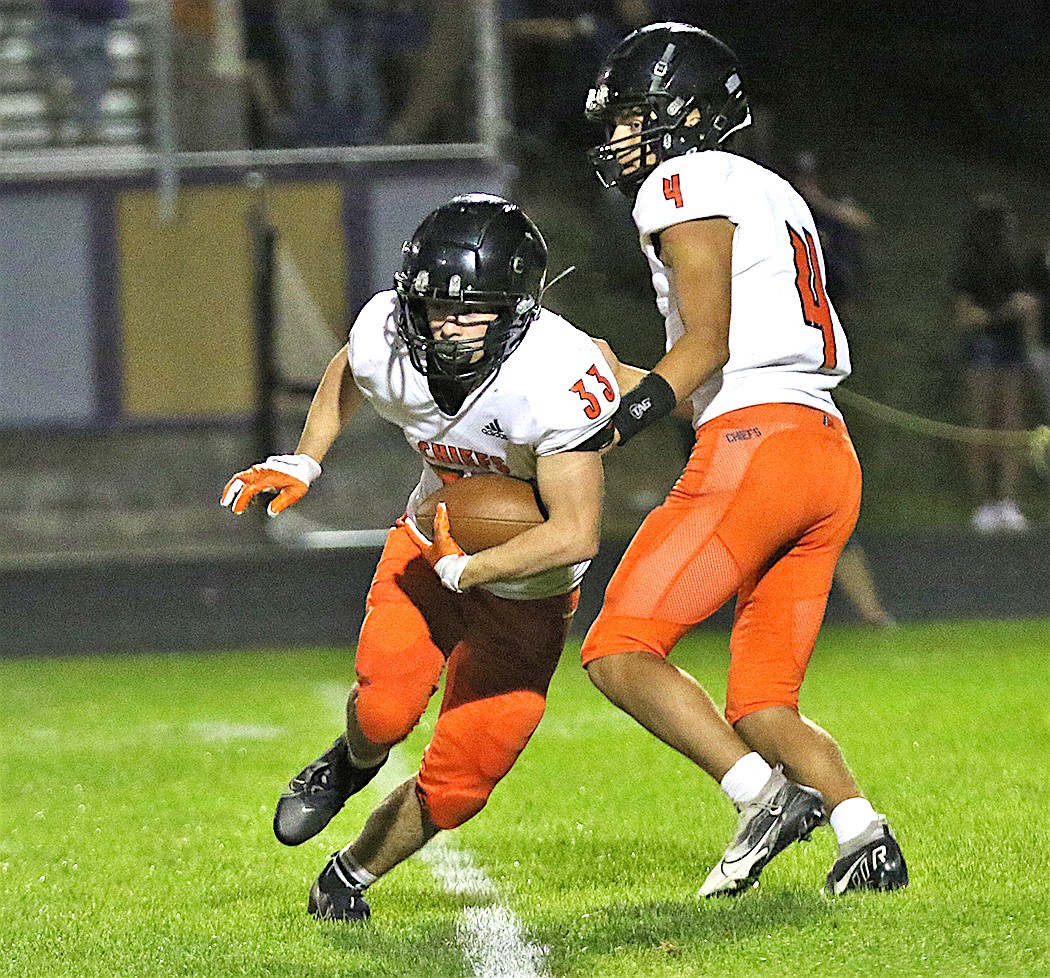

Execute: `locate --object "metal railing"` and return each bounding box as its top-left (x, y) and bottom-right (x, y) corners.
top-left (0, 0), bottom-right (507, 215)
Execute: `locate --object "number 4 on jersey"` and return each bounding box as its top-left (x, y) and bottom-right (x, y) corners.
top-left (787, 222), bottom-right (837, 370)
top-left (663, 173), bottom-right (684, 208)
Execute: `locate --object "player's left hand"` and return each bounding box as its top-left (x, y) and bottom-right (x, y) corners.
top-left (399, 503), bottom-right (471, 592)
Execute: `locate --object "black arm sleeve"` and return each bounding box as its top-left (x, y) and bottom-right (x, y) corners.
top-left (613, 372), bottom-right (677, 445)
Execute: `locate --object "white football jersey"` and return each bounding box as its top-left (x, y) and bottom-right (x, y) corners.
top-left (633, 151), bottom-right (851, 426)
top-left (347, 291), bottom-right (619, 600)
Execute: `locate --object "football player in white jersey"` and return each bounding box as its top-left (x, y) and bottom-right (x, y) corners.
top-left (579, 23), bottom-right (907, 896)
top-left (221, 194), bottom-right (619, 920)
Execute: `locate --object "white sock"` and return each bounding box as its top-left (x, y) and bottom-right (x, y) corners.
top-left (830, 797), bottom-right (879, 846)
top-left (720, 752), bottom-right (774, 807)
top-left (335, 848), bottom-right (378, 889)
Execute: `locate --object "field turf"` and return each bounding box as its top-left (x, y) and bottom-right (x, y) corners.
top-left (2, 620), bottom-right (1047, 977)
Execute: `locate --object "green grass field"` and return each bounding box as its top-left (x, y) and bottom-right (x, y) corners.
top-left (2, 621), bottom-right (1048, 978)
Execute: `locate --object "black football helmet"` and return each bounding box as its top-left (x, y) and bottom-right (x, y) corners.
top-left (394, 193), bottom-right (547, 413)
top-left (585, 22), bottom-right (751, 194)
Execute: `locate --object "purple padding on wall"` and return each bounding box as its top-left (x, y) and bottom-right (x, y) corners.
top-left (90, 190), bottom-right (123, 423)
top-left (0, 190), bottom-right (97, 427)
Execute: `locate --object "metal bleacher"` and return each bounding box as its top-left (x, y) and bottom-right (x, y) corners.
top-left (0, 0), bottom-right (153, 150)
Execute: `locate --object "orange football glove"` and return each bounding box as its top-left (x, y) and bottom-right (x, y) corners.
top-left (220, 453), bottom-right (322, 517)
top-left (399, 502), bottom-right (471, 592)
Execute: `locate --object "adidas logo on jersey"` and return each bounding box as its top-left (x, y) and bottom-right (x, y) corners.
top-left (481, 418), bottom-right (507, 439)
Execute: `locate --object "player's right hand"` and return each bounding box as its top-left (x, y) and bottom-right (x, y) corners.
top-left (220, 453), bottom-right (322, 517)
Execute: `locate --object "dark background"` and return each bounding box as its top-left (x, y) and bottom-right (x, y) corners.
top-left (655, 1), bottom-right (1050, 168)
top-left (511, 1), bottom-right (1050, 531)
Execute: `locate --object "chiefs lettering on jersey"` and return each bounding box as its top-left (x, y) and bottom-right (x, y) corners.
top-left (347, 291), bottom-right (619, 600)
top-left (633, 151), bottom-right (851, 428)
top-left (417, 441), bottom-right (511, 476)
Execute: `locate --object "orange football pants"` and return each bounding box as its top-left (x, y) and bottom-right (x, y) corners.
top-left (581, 403), bottom-right (861, 724)
top-left (354, 522), bottom-right (577, 830)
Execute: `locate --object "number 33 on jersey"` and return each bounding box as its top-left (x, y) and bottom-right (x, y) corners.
top-left (570, 364), bottom-right (616, 419)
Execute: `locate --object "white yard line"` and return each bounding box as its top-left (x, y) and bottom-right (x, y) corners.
top-left (318, 683), bottom-right (550, 978)
top-left (23, 721), bottom-right (283, 751)
top-left (457, 906), bottom-right (551, 978)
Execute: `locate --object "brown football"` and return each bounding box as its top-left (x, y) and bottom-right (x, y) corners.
top-left (416, 474), bottom-right (547, 554)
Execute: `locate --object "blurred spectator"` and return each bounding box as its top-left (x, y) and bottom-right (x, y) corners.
top-left (500, 2), bottom-right (655, 303)
top-left (832, 541), bottom-right (896, 630)
top-left (276, 0), bottom-right (385, 147)
top-left (791, 149), bottom-right (874, 323)
top-left (1026, 235), bottom-right (1050, 418)
top-left (32, 0), bottom-right (131, 146)
top-left (381, 0), bottom-right (472, 145)
top-left (172, 0), bottom-right (245, 150)
top-left (242, 0), bottom-right (293, 147)
top-left (787, 151), bottom-right (893, 625)
top-left (502, 1), bottom-right (651, 157)
top-left (951, 193), bottom-right (1040, 533)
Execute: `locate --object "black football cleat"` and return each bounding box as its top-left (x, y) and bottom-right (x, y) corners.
top-left (825, 817), bottom-right (908, 894)
top-left (699, 766), bottom-right (825, 897)
top-left (273, 734), bottom-right (385, 846)
top-left (308, 854), bottom-right (371, 922)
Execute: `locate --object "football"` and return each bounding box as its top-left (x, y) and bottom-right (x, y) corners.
top-left (416, 474), bottom-right (546, 554)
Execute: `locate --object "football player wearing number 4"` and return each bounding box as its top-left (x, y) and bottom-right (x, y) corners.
top-left (221, 194), bottom-right (619, 921)
top-left (581, 23), bottom-right (907, 896)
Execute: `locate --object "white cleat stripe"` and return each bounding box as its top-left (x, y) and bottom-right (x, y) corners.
top-left (833, 853), bottom-right (870, 895)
